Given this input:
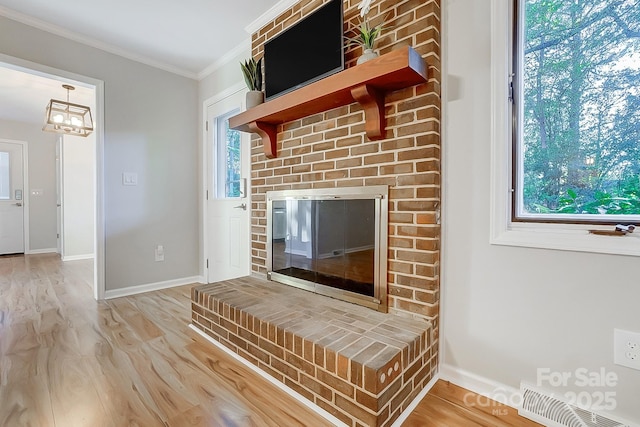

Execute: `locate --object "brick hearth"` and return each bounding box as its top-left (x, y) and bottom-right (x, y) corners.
top-left (192, 277), bottom-right (435, 427)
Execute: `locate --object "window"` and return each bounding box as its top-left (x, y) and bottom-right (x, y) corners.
top-left (214, 109), bottom-right (242, 198)
top-left (514, 0), bottom-right (640, 223)
top-left (0, 152), bottom-right (10, 200)
top-left (490, 1), bottom-right (640, 256)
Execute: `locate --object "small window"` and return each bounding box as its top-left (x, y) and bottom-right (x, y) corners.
top-left (514, 0), bottom-right (640, 223)
top-left (0, 152), bottom-right (10, 200)
top-left (214, 109), bottom-right (242, 199)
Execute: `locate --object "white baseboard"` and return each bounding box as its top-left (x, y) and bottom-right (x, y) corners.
top-left (104, 276), bottom-right (205, 299)
top-left (439, 364), bottom-right (521, 407)
top-left (189, 323), bottom-right (440, 427)
top-left (26, 248), bottom-right (58, 255)
top-left (62, 254), bottom-right (94, 261)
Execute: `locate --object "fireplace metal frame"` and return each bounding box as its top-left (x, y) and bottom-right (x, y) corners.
top-left (266, 185), bottom-right (388, 312)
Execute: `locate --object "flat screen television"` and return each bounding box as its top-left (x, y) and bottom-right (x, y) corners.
top-left (264, 0), bottom-right (344, 100)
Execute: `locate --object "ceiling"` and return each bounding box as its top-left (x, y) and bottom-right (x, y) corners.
top-left (0, 0), bottom-right (282, 125)
top-left (0, 66), bottom-right (95, 125)
top-left (0, 0), bottom-right (281, 77)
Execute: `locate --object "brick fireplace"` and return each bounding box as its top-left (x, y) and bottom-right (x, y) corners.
top-left (250, 0), bottom-right (441, 342)
top-left (192, 0), bottom-right (441, 426)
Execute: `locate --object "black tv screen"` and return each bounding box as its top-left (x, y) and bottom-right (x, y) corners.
top-left (264, 0), bottom-right (344, 100)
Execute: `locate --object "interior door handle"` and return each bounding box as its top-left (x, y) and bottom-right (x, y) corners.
top-left (234, 203), bottom-right (247, 210)
top-left (14, 202), bottom-right (22, 207)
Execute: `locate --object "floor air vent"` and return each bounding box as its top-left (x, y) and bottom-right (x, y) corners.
top-left (519, 384), bottom-right (630, 427)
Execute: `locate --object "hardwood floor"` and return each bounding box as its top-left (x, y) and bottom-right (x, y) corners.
top-left (403, 381), bottom-right (542, 427)
top-left (0, 254), bottom-right (540, 427)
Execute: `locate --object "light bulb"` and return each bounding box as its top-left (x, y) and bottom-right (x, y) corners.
top-left (53, 114), bottom-right (64, 123)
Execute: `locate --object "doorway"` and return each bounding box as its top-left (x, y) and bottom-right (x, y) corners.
top-left (0, 55), bottom-right (105, 299)
top-left (204, 88), bottom-right (251, 283)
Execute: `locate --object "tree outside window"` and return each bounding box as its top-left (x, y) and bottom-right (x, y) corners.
top-left (517, 0), bottom-right (640, 219)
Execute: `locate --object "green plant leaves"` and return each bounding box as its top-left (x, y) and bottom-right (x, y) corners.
top-left (240, 57), bottom-right (263, 91)
top-left (345, 16), bottom-right (388, 50)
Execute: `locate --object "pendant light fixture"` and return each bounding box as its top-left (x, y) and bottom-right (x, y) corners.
top-left (43, 84), bottom-right (94, 137)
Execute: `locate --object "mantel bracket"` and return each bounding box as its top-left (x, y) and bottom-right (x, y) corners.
top-left (351, 84), bottom-right (385, 140)
top-left (247, 121), bottom-right (278, 159)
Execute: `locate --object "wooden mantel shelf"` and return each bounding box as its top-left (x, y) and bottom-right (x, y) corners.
top-left (229, 46), bottom-right (428, 158)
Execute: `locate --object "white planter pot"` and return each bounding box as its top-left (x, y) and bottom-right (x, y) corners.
top-left (357, 48), bottom-right (379, 65)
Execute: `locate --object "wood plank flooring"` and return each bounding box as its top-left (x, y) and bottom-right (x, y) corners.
top-left (0, 254), bottom-right (540, 427)
top-left (403, 381), bottom-right (542, 427)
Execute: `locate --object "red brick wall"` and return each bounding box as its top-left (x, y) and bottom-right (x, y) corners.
top-left (249, 0), bottom-right (441, 332)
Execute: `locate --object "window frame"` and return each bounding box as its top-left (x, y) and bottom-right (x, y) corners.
top-left (213, 108), bottom-right (242, 200)
top-left (510, 0), bottom-right (640, 226)
top-left (489, 0), bottom-right (640, 257)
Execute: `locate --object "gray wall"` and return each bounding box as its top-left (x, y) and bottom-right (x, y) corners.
top-left (0, 16), bottom-right (199, 290)
top-left (0, 119), bottom-right (57, 251)
top-left (198, 46), bottom-right (249, 106)
top-left (443, 1), bottom-right (640, 423)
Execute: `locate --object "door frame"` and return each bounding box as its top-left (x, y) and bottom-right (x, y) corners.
top-left (0, 54), bottom-right (106, 300)
top-left (55, 137), bottom-right (64, 256)
top-left (0, 139), bottom-right (29, 254)
top-left (201, 81), bottom-right (250, 281)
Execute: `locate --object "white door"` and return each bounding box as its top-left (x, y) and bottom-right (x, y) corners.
top-left (0, 141), bottom-right (25, 255)
top-left (206, 90), bottom-right (251, 283)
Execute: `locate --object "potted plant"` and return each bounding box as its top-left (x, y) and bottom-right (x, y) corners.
top-left (351, 20), bottom-right (384, 64)
top-left (347, 0), bottom-right (386, 64)
top-left (241, 57), bottom-right (263, 108)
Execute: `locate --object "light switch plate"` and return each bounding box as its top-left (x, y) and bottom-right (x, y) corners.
top-left (122, 172), bottom-right (138, 186)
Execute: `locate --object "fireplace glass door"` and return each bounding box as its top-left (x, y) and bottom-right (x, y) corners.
top-left (267, 186), bottom-right (388, 312)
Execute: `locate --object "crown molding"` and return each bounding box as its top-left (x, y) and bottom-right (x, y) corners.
top-left (245, 0), bottom-right (299, 35)
top-left (0, 6), bottom-right (198, 79)
top-left (197, 39), bottom-right (250, 81)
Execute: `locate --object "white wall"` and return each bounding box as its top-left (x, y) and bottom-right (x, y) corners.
top-left (62, 134), bottom-right (95, 258)
top-left (0, 119), bottom-right (57, 251)
top-left (442, 1), bottom-right (640, 424)
top-left (199, 46), bottom-right (250, 105)
top-left (0, 16), bottom-right (199, 290)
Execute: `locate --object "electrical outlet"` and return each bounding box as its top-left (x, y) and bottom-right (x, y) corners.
top-left (155, 245), bottom-right (164, 262)
top-left (614, 329), bottom-right (640, 370)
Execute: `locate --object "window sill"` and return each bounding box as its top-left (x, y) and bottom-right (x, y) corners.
top-left (491, 222), bottom-right (640, 257)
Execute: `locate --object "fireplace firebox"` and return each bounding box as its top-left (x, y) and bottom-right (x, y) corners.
top-left (266, 186), bottom-right (388, 312)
